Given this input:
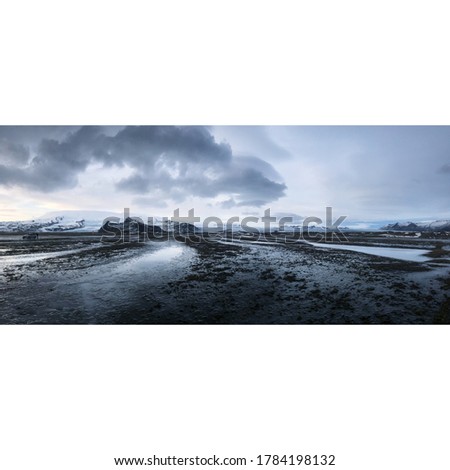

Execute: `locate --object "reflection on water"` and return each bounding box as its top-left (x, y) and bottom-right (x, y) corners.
top-left (75, 243), bottom-right (194, 321)
top-left (0, 241), bottom-right (197, 324)
top-left (309, 242), bottom-right (432, 262)
top-left (0, 244), bottom-right (103, 267)
top-left (116, 245), bottom-right (185, 272)
top-left (1, 236), bottom-right (449, 324)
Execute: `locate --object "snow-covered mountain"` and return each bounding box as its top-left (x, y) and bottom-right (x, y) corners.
top-left (0, 210), bottom-right (200, 233)
top-left (0, 210), bottom-right (122, 232)
top-left (5, 209), bottom-right (448, 234)
top-left (39, 210), bottom-right (121, 221)
top-left (39, 210), bottom-right (122, 231)
top-left (381, 220), bottom-right (450, 232)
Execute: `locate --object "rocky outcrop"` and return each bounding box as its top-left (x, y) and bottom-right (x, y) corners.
top-left (98, 217), bottom-right (199, 239)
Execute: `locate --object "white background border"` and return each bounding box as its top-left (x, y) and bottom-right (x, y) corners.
top-left (1, 1), bottom-right (449, 469)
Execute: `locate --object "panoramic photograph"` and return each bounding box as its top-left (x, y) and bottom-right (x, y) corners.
top-left (0, 125), bottom-right (449, 324)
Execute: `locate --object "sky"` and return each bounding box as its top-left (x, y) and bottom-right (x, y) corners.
top-left (0, 126), bottom-right (449, 225)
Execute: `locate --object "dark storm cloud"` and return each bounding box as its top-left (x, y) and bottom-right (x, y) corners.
top-left (0, 138), bottom-right (30, 164)
top-left (0, 126), bottom-right (287, 206)
top-left (0, 126), bottom-right (102, 191)
top-left (0, 126), bottom-right (76, 146)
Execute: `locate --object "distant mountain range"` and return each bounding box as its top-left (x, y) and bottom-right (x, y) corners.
top-left (0, 210), bottom-right (121, 233)
top-left (1, 210), bottom-right (450, 234)
top-left (381, 220), bottom-right (450, 232)
top-left (0, 210), bottom-right (199, 234)
top-left (39, 210), bottom-right (121, 221)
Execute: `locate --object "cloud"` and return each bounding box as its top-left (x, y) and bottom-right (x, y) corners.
top-left (0, 138), bottom-right (30, 165)
top-left (0, 126), bottom-right (287, 206)
top-left (212, 126), bottom-right (292, 162)
top-left (274, 212), bottom-right (304, 224)
top-left (0, 127), bottom-right (101, 192)
top-left (3, 126), bottom-right (450, 222)
top-left (273, 126), bottom-right (450, 219)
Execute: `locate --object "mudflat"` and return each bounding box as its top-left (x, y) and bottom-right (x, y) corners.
top-left (0, 232), bottom-right (449, 324)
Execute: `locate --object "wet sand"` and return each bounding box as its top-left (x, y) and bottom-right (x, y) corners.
top-left (0, 233), bottom-right (449, 324)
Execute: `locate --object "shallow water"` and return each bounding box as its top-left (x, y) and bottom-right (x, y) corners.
top-left (308, 242), bottom-right (432, 262)
top-left (218, 238), bottom-right (435, 263)
top-left (115, 245), bottom-right (185, 272)
top-left (1, 237), bottom-right (449, 324)
top-left (0, 241), bottom-right (198, 324)
top-left (0, 244), bottom-right (103, 267)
